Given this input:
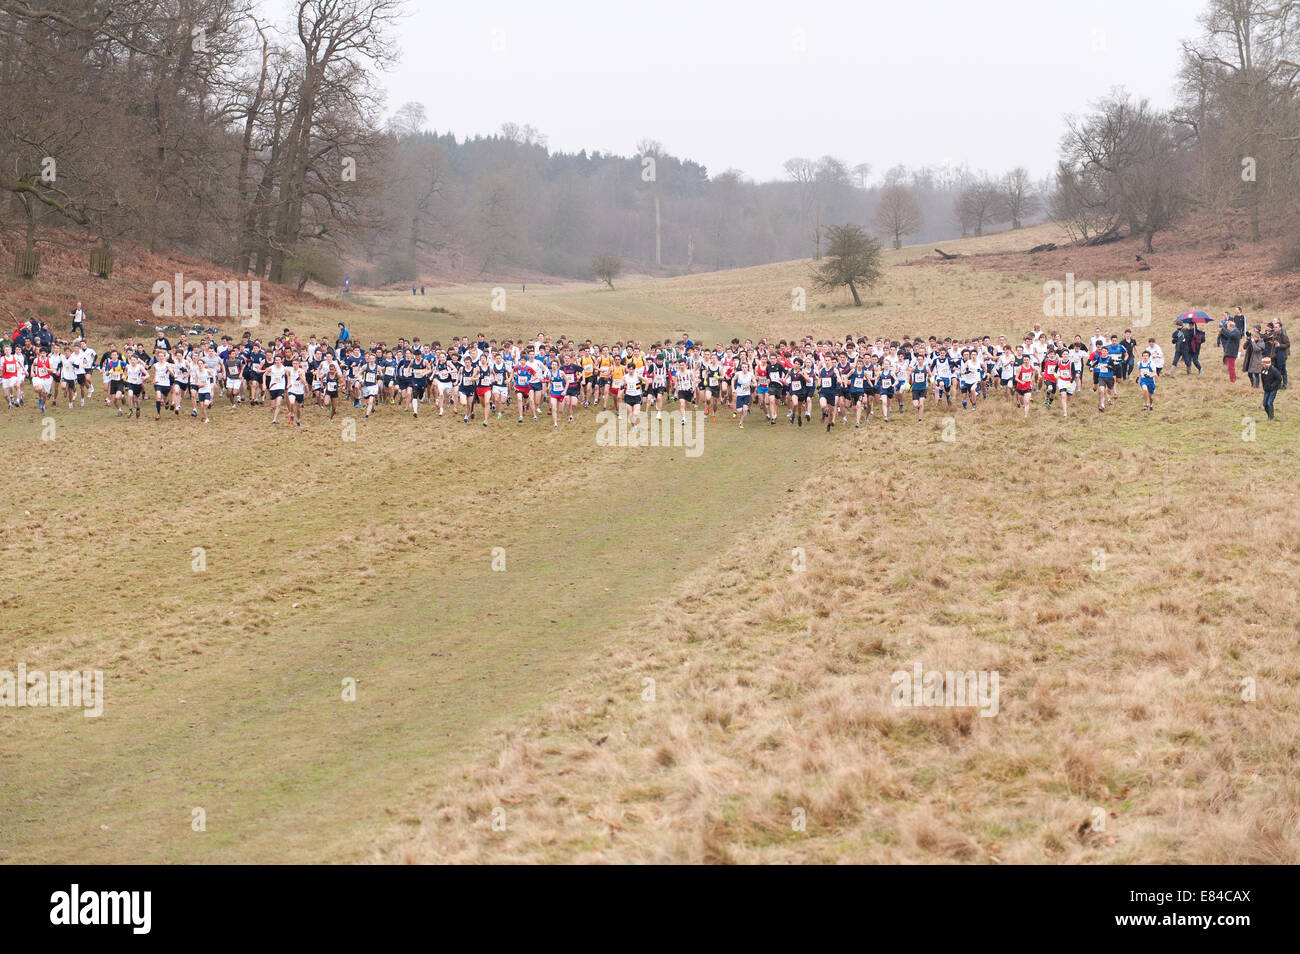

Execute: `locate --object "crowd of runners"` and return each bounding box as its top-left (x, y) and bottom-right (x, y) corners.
top-left (0, 315), bottom-right (1214, 431)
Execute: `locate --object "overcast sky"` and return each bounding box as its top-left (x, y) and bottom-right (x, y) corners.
top-left (379, 0), bottom-right (1204, 184)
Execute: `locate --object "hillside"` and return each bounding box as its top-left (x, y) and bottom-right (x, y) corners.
top-left (923, 212), bottom-right (1300, 316)
top-left (0, 230), bottom-right (346, 339)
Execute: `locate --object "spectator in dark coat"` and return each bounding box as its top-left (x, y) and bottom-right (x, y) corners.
top-left (1260, 356), bottom-right (1282, 420)
top-left (1218, 315), bottom-right (1241, 382)
top-left (1173, 323), bottom-right (1200, 372)
top-left (1172, 324), bottom-right (1189, 370)
top-left (1242, 329), bottom-right (1264, 387)
top-left (1268, 320), bottom-right (1289, 389)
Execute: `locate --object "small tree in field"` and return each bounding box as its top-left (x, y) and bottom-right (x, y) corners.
top-left (810, 225), bottom-right (881, 306)
top-left (592, 254), bottom-right (622, 289)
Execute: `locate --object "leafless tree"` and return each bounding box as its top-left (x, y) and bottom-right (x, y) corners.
top-left (999, 167), bottom-right (1041, 229)
top-left (1177, 0), bottom-right (1300, 241)
top-left (1059, 91), bottom-right (1194, 251)
top-left (954, 175), bottom-right (1001, 237)
top-left (872, 185), bottom-right (924, 248)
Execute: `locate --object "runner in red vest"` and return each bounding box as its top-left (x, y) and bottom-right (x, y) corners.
top-left (1014, 356), bottom-right (1035, 420)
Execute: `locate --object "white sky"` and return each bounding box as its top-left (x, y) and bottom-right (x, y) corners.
top-left (378, 0), bottom-right (1203, 183)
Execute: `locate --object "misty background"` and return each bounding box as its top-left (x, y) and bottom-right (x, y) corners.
top-left (2, 0), bottom-right (1295, 287)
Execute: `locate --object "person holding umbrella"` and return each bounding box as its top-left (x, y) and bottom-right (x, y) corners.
top-left (1174, 310), bottom-right (1210, 373)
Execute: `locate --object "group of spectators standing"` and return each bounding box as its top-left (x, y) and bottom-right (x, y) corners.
top-left (1208, 307), bottom-right (1288, 421)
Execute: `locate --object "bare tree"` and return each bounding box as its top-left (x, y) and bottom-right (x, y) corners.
top-left (999, 167), bottom-right (1041, 229)
top-left (1178, 0), bottom-right (1300, 241)
top-left (954, 175), bottom-right (1001, 236)
top-left (783, 156), bottom-right (818, 257)
top-left (637, 138), bottom-right (664, 269)
top-left (1050, 161), bottom-right (1121, 243)
top-left (265, 0), bottom-right (403, 283)
top-left (1059, 92), bottom-right (1194, 251)
top-left (872, 185), bottom-right (924, 249)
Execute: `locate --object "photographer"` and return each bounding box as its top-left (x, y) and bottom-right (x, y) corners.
top-left (1269, 320), bottom-right (1289, 389)
top-left (1241, 328), bottom-right (1264, 387)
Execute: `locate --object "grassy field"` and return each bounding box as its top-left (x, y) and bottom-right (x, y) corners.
top-left (2, 230), bottom-right (1297, 864)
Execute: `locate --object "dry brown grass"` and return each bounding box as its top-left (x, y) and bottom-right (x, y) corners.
top-left (377, 373), bottom-right (1300, 864)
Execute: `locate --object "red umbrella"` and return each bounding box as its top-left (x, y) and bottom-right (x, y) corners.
top-left (1178, 309), bottom-right (1212, 323)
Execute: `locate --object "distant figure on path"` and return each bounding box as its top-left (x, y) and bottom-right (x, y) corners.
top-left (70, 301), bottom-right (85, 337)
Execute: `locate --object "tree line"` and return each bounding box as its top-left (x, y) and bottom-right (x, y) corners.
top-left (1052, 0), bottom-right (1300, 256)
top-left (3, 0), bottom-right (1291, 288)
top-left (0, 0), bottom-right (1048, 285)
top-left (1, 0), bottom-right (399, 285)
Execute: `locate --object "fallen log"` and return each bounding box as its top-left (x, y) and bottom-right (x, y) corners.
top-left (934, 248), bottom-right (960, 260)
top-left (1028, 243), bottom-right (1057, 253)
top-left (1083, 229), bottom-right (1122, 247)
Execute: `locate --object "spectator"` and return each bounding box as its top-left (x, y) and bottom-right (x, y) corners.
top-left (1218, 315), bottom-right (1240, 382)
top-left (1242, 328), bottom-right (1264, 387)
top-left (336, 322), bottom-right (350, 348)
top-left (1188, 324), bottom-right (1204, 373)
top-left (1172, 323), bottom-right (1192, 371)
top-left (1260, 355), bottom-right (1282, 420)
top-left (70, 300), bottom-right (85, 337)
top-left (1270, 320), bottom-right (1289, 389)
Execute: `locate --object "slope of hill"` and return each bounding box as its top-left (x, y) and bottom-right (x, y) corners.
top-left (0, 230), bottom-right (346, 337)
top-left (931, 212), bottom-right (1300, 316)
